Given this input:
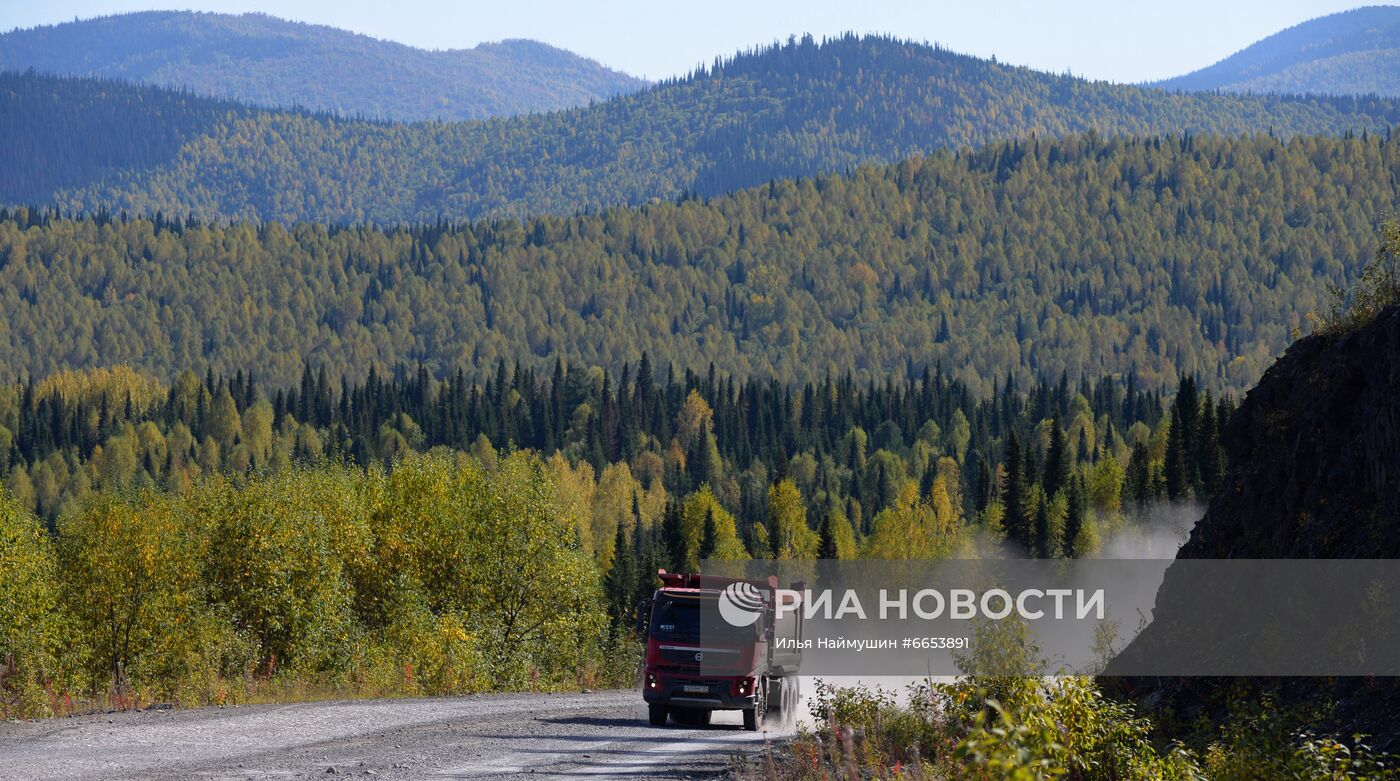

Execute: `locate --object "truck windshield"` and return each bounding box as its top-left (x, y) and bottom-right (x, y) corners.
top-left (650, 597), bottom-right (758, 643)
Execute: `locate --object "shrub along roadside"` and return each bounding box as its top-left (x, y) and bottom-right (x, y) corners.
top-left (741, 677), bottom-right (1399, 780)
top-left (0, 450), bottom-right (613, 718)
top-left (0, 489), bottom-right (74, 715)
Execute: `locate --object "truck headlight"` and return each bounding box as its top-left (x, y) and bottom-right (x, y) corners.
top-left (646, 673), bottom-right (658, 689)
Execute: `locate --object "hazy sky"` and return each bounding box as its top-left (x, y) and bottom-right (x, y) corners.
top-left (0, 1), bottom-right (1379, 82)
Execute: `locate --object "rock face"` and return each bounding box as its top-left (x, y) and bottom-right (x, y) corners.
top-left (1108, 304), bottom-right (1400, 744)
top-left (1180, 304), bottom-right (1400, 559)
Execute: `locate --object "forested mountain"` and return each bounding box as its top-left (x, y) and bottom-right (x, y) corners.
top-left (1154, 6), bottom-right (1400, 97)
top-left (0, 11), bottom-right (645, 121)
top-left (0, 75), bottom-right (258, 210)
top-left (0, 131), bottom-right (1393, 393)
top-left (4, 34), bottom-right (1399, 223)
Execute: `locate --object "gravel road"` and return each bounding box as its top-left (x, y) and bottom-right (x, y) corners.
top-left (0, 690), bottom-right (791, 780)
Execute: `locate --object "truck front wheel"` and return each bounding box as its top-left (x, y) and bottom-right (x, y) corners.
top-left (648, 704), bottom-right (669, 726)
top-left (743, 680), bottom-right (768, 731)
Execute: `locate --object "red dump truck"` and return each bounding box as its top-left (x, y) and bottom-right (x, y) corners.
top-left (639, 570), bottom-right (802, 730)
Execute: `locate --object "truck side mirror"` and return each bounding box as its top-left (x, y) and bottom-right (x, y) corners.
top-left (634, 598), bottom-right (653, 634)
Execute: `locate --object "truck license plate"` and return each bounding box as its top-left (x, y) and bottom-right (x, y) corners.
top-left (683, 684), bottom-right (709, 693)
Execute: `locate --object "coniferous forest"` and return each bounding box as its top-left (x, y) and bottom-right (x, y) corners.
top-left (2, 357), bottom-right (1229, 548)
top-left (1, 130), bottom-right (1394, 393)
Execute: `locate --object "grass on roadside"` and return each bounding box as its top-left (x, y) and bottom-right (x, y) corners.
top-left (735, 677), bottom-right (1399, 781)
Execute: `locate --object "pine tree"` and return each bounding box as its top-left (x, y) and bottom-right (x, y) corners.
top-left (1034, 495), bottom-right (1051, 558)
top-left (1043, 414), bottom-right (1069, 499)
top-left (636, 499), bottom-right (661, 607)
top-left (1197, 394), bottom-right (1224, 498)
top-left (699, 507), bottom-right (718, 561)
top-left (687, 426), bottom-right (720, 491)
top-left (660, 498), bottom-right (685, 572)
top-left (1002, 429), bottom-right (1028, 549)
top-left (974, 455), bottom-right (992, 513)
top-left (1023, 435), bottom-right (1039, 489)
top-left (1064, 475), bottom-right (1085, 558)
top-left (1126, 440), bottom-right (1152, 507)
top-left (605, 519), bottom-right (639, 630)
top-left (1164, 406), bottom-right (1190, 502)
top-left (1176, 376), bottom-right (1202, 488)
top-left (919, 461), bottom-right (938, 502)
top-left (817, 510), bottom-right (838, 559)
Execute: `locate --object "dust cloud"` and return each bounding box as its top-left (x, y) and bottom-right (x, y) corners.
top-left (1096, 502), bottom-right (1202, 559)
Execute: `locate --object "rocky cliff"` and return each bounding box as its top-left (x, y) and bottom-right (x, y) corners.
top-left (1178, 305), bottom-right (1400, 559)
top-left (1108, 304), bottom-right (1400, 745)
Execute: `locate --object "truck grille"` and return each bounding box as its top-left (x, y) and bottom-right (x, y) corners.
top-left (657, 645), bottom-right (741, 669)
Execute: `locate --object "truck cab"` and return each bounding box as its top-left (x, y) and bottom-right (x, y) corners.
top-left (639, 571), bottom-right (801, 731)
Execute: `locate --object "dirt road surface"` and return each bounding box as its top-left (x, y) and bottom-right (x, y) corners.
top-left (0, 690), bottom-right (791, 780)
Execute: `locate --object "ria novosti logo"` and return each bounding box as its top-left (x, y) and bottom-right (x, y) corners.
top-left (718, 581), bottom-right (767, 626)
top-left (717, 580), bottom-right (1106, 627)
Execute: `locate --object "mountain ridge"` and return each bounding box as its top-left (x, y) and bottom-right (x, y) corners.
top-left (0, 10), bottom-right (647, 121)
top-left (1153, 6), bottom-right (1400, 96)
top-left (4, 34), bottom-right (1399, 225)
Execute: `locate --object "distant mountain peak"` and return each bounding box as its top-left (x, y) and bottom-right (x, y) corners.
top-left (4, 31), bottom-right (1396, 228)
top-left (1153, 5), bottom-right (1400, 97)
top-left (0, 10), bottom-right (647, 121)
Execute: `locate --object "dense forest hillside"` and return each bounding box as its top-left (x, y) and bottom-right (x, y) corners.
top-left (4, 35), bottom-right (1400, 223)
top-left (1, 357), bottom-right (1210, 550)
top-left (0, 74), bottom-right (258, 208)
top-left (0, 11), bottom-right (646, 121)
top-left (1155, 6), bottom-right (1400, 97)
top-left (0, 131), bottom-right (1393, 392)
